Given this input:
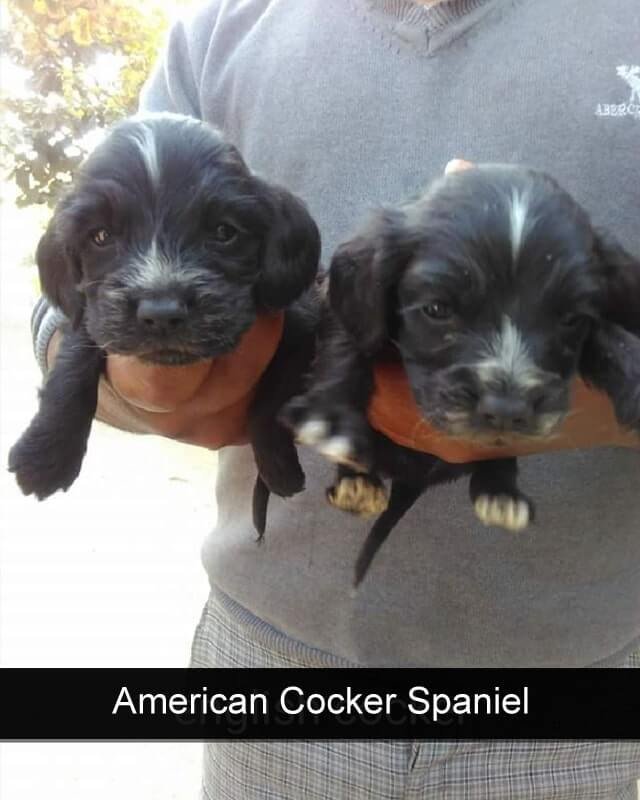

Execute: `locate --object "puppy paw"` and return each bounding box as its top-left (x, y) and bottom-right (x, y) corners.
top-left (473, 494), bottom-right (532, 532)
top-left (281, 396), bottom-right (372, 472)
top-left (326, 475), bottom-right (389, 518)
top-left (8, 425), bottom-right (86, 500)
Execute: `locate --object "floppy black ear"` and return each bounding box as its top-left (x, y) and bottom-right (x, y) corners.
top-left (580, 321), bottom-right (640, 432)
top-left (329, 207), bottom-right (412, 354)
top-left (594, 230), bottom-right (640, 334)
top-left (254, 182), bottom-right (321, 310)
top-left (36, 211), bottom-right (84, 326)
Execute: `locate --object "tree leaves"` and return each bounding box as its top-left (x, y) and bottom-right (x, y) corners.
top-left (1, 0), bottom-right (175, 206)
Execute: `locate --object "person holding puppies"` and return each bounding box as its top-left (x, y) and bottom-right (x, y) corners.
top-left (32, 0), bottom-right (640, 797)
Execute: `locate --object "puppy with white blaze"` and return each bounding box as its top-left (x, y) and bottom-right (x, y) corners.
top-left (284, 164), bottom-right (640, 586)
top-left (9, 113), bottom-right (321, 533)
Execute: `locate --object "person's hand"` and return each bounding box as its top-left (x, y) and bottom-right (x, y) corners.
top-left (367, 157), bottom-right (639, 462)
top-left (49, 314), bottom-right (284, 448)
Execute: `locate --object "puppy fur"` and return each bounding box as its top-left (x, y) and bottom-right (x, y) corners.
top-left (284, 165), bottom-right (640, 586)
top-left (9, 113), bottom-right (321, 532)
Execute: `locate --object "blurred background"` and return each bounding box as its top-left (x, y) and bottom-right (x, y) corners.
top-left (1, 1), bottom-right (215, 796)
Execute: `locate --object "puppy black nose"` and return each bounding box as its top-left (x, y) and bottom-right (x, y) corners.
top-left (477, 394), bottom-right (532, 431)
top-left (137, 297), bottom-right (188, 331)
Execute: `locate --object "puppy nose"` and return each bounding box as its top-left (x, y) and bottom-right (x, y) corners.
top-left (476, 393), bottom-right (532, 431)
top-left (137, 297), bottom-right (188, 331)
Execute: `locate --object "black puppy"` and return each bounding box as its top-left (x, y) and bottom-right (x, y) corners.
top-left (9, 113), bottom-right (321, 533)
top-left (285, 165), bottom-right (640, 585)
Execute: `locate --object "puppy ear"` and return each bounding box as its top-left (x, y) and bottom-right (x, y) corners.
top-left (329, 207), bottom-right (412, 353)
top-left (580, 322), bottom-right (640, 432)
top-left (593, 230), bottom-right (640, 334)
top-left (254, 182), bottom-right (321, 310)
top-left (36, 212), bottom-right (84, 326)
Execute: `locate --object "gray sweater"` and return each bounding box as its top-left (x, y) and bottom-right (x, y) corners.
top-left (41, 0), bottom-right (640, 666)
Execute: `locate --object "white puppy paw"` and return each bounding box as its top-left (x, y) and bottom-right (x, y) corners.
top-left (474, 494), bottom-right (531, 532)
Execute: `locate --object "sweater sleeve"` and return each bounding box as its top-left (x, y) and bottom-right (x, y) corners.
top-left (139, 1), bottom-right (223, 117)
top-left (139, 20), bottom-right (201, 116)
top-left (31, 296), bottom-right (66, 376)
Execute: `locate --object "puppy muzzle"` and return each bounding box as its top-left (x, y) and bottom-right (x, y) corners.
top-left (406, 362), bottom-right (571, 442)
top-left (86, 278), bottom-right (255, 365)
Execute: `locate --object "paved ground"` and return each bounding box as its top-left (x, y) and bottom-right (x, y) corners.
top-left (1, 193), bottom-right (211, 795)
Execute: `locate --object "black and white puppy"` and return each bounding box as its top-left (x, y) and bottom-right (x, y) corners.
top-left (285, 165), bottom-right (640, 585)
top-left (9, 113), bottom-right (321, 530)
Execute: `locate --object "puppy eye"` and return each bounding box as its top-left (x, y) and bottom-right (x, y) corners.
top-left (213, 223), bottom-right (238, 244)
top-left (90, 228), bottom-right (112, 247)
top-left (422, 300), bottom-right (453, 321)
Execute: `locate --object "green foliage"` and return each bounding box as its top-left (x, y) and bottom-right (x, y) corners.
top-left (0, 0), bottom-right (172, 206)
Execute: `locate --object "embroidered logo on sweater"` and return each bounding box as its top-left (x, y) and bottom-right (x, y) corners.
top-left (595, 65), bottom-right (640, 119)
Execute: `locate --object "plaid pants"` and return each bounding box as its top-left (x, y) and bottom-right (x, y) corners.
top-left (191, 589), bottom-right (640, 800)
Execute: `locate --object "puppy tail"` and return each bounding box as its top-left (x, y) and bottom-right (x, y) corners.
top-left (353, 481), bottom-right (424, 589)
top-left (252, 475), bottom-right (270, 542)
